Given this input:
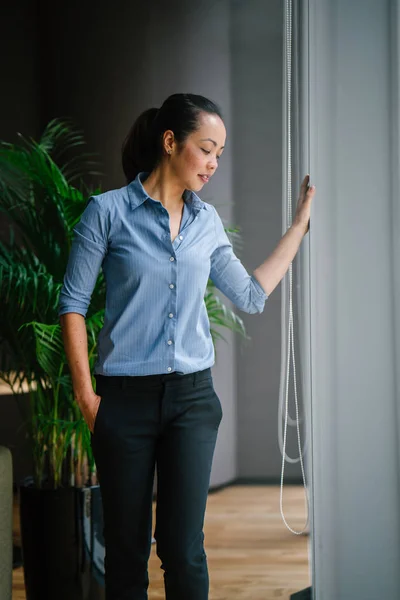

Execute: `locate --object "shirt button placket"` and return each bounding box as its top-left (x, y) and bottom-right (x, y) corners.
top-left (168, 254), bottom-right (177, 373)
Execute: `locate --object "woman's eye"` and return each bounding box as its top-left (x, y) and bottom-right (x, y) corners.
top-left (202, 149), bottom-right (221, 161)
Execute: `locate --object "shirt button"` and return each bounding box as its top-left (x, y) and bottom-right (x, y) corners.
top-left (179, 235), bottom-right (183, 240)
top-left (167, 340), bottom-right (173, 345)
top-left (169, 313), bottom-right (174, 318)
top-left (167, 367), bottom-right (172, 372)
top-left (170, 256), bottom-right (175, 261)
top-left (169, 284), bottom-right (175, 289)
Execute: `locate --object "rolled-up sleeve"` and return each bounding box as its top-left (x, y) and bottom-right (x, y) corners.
top-left (209, 206), bottom-right (268, 314)
top-left (58, 196), bottom-right (108, 318)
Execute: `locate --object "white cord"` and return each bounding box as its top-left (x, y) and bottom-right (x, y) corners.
top-left (278, 0), bottom-right (310, 536)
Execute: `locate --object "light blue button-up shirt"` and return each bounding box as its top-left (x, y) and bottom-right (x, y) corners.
top-left (58, 171), bottom-right (268, 375)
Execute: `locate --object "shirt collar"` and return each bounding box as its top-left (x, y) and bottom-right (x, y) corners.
top-left (127, 171), bottom-right (211, 212)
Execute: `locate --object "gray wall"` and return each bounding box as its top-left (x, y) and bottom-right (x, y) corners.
top-left (0, 1), bottom-right (41, 483)
top-left (0, 0), bottom-right (297, 486)
top-left (231, 0), bottom-right (302, 481)
top-left (40, 0), bottom-right (238, 488)
top-left (0, 0), bottom-right (41, 244)
top-left (0, 1), bottom-right (40, 143)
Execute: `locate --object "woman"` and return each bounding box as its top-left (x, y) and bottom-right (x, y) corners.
top-left (59, 92), bottom-right (315, 600)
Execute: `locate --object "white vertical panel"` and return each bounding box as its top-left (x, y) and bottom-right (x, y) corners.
top-left (295, 0), bottom-right (400, 597)
top-left (389, 0), bottom-right (400, 517)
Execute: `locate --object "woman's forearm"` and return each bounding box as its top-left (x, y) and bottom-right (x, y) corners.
top-left (60, 313), bottom-right (94, 403)
top-left (253, 221), bottom-right (306, 297)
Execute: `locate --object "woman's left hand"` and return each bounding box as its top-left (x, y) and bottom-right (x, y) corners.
top-left (294, 174), bottom-right (316, 235)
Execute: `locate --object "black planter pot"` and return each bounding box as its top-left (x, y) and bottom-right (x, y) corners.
top-left (19, 480), bottom-right (105, 600)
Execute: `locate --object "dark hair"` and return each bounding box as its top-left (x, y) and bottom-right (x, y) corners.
top-left (121, 93), bottom-right (223, 184)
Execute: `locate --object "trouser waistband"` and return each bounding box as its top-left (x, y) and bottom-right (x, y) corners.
top-left (94, 367), bottom-right (212, 389)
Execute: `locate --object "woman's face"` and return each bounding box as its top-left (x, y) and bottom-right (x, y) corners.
top-left (169, 112), bottom-right (226, 192)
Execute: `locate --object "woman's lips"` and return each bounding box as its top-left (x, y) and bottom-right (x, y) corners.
top-left (199, 175), bottom-right (209, 183)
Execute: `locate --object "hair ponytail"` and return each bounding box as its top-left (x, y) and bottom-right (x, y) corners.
top-left (121, 107), bottom-right (159, 184)
top-left (121, 93), bottom-right (224, 185)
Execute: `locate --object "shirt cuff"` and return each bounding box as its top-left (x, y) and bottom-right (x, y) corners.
top-left (251, 274), bottom-right (269, 300)
top-left (58, 303), bottom-right (88, 318)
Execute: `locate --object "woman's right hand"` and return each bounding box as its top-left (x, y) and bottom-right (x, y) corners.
top-left (76, 390), bottom-right (102, 434)
top-left (294, 174), bottom-right (316, 235)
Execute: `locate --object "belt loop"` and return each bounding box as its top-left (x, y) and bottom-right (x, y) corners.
top-left (193, 371), bottom-right (197, 387)
top-left (122, 376), bottom-right (128, 390)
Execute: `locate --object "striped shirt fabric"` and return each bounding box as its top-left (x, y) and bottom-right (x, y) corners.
top-left (58, 171), bottom-right (268, 375)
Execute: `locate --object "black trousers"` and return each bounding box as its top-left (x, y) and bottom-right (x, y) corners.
top-left (91, 367), bottom-right (223, 600)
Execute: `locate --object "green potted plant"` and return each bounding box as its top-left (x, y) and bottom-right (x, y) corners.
top-left (0, 118), bottom-right (249, 600)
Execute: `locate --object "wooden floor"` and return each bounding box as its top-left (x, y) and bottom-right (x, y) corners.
top-left (12, 485), bottom-right (311, 599)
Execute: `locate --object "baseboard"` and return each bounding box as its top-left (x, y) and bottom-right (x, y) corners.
top-left (209, 476), bottom-right (304, 493)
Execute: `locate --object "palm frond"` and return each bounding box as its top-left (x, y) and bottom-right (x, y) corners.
top-left (39, 118), bottom-right (87, 158)
top-left (20, 322), bottom-right (65, 380)
top-left (0, 241), bottom-right (61, 317)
